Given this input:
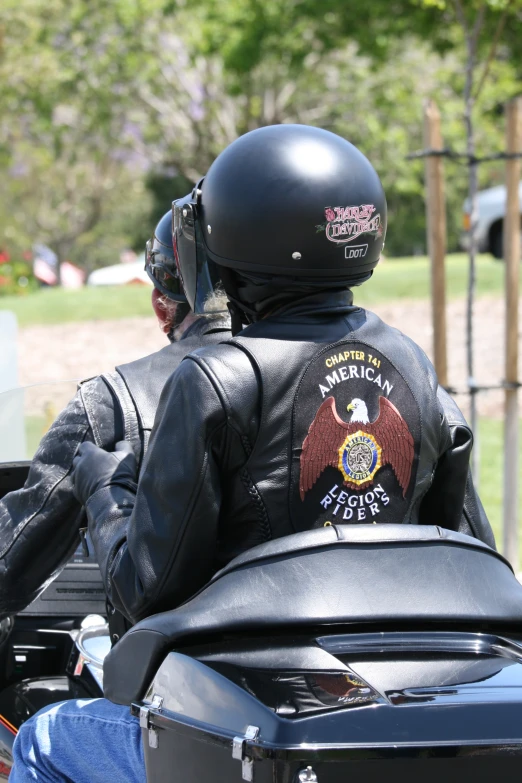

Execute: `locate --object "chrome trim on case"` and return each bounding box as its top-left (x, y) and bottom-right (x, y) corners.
top-left (317, 631), bottom-right (522, 660)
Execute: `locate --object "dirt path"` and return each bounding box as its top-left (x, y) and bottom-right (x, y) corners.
top-left (19, 316), bottom-right (166, 387)
top-left (17, 296), bottom-right (519, 418)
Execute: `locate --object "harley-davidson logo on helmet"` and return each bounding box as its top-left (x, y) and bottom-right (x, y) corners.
top-left (317, 204), bottom-right (382, 245)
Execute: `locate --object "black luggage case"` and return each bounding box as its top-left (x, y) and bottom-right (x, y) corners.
top-left (133, 639), bottom-right (522, 783)
top-left (102, 525), bottom-right (522, 783)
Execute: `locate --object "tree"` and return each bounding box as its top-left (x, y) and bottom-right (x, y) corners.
top-left (190, 0), bottom-right (522, 78)
top-left (0, 0), bottom-right (520, 269)
top-left (0, 0), bottom-right (154, 269)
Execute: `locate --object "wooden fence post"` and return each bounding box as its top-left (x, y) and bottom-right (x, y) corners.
top-left (503, 97), bottom-right (522, 569)
top-left (423, 99), bottom-right (448, 388)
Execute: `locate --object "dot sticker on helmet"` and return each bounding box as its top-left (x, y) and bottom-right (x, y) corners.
top-left (345, 244), bottom-right (368, 259)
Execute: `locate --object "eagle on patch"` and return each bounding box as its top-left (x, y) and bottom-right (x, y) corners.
top-left (300, 395), bottom-right (414, 500)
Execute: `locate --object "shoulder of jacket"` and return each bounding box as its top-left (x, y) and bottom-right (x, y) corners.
top-left (437, 386), bottom-right (470, 428)
top-left (115, 343), bottom-right (179, 377)
top-left (116, 341), bottom-right (210, 391)
top-left (77, 374), bottom-right (100, 388)
top-left (187, 339), bottom-right (255, 364)
top-left (183, 341), bottom-right (259, 418)
top-left (378, 317), bottom-right (437, 374)
top-left (115, 326), bottom-right (232, 378)
top-left (354, 310), bottom-right (436, 367)
top-left (77, 374), bottom-right (112, 396)
top-left (397, 328), bottom-right (433, 363)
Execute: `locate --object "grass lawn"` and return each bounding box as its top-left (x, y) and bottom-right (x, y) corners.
top-left (0, 253), bottom-right (515, 327)
top-left (0, 284), bottom-right (154, 327)
top-left (477, 418), bottom-right (522, 561)
top-left (356, 252), bottom-right (514, 308)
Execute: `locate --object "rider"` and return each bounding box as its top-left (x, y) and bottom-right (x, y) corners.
top-left (0, 211), bottom-right (230, 620)
top-left (72, 124), bottom-right (495, 626)
top-left (11, 125), bottom-right (495, 783)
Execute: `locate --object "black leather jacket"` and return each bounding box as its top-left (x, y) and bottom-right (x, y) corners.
top-left (0, 317), bottom-right (230, 617)
top-left (82, 291), bottom-right (495, 624)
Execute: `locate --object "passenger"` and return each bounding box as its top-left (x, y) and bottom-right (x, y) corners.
top-left (0, 211), bottom-right (230, 621)
top-left (11, 125), bottom-right (495, 782)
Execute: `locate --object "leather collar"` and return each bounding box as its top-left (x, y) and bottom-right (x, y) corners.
top-left (181, 316), bottom-right (231, 340)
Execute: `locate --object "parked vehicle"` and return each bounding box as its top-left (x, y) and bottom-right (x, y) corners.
top-left (87, 261), bottom-right (152, 286)
top-left (460, 182), bottom-right (522, 259)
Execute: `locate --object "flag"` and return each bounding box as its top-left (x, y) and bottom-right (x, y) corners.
top-left (33, 244), bottom-right (58, 286)
top-left (33, 258), bottom-right (58, 285)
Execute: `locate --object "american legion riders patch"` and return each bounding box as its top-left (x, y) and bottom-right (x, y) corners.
top-left (290, 342), bottom-right (421, 530)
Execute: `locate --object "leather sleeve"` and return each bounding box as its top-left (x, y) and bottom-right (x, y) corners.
top-left (0, 378), bottom-right (121, 616)
top-left (419, 387), bottom-right (496, 548)
top-left (86, 352), bottom-right (255, 624)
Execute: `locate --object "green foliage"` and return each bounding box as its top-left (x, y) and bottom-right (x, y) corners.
top-left (193, 0), bottom-right (445, 76)
top-left (0, 260), bottom-right (37, 297)
top-left (0, 0), bottom-right (154, 268)
top-left (137, 171), bottom-right (193, 252)
top-left (192, 0), bottom-right (522, 77)
top-left (1, 0), bottom-right (521, 264)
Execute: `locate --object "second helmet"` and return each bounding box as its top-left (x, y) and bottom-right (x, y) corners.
top-left (145, 211), bottom-right (187, 302)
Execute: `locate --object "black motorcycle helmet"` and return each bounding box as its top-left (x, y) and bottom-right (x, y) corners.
top-left (145, 211), bottom-right (188, 303)
top-left (172, 124), bottom-right (386, 321)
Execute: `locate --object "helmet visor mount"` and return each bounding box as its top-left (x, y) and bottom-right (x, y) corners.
top-left (172, 191), bottom-right (226, 314)
top-left (145, 239), bottom-right (187, 303)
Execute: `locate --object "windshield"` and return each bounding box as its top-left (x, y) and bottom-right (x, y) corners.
top-left (0, 381), bottom-right (80, 462)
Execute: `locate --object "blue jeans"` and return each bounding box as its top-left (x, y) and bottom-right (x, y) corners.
top-left (10, 698), bottom-right (145, 783)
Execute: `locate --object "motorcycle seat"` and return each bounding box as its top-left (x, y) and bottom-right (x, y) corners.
top-left (210, 522), bottom-right (507, 578)
top-left (104, 524), bottom-right (522, 705)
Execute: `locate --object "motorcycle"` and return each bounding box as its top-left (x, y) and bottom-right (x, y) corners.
top-left (3, 384), bottom-right (522, 781)
top-left (104, 523), bottom-right (522, 782)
